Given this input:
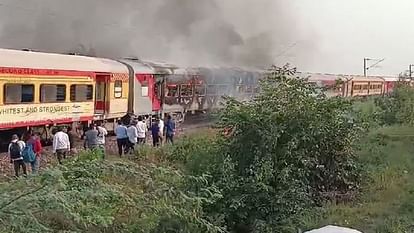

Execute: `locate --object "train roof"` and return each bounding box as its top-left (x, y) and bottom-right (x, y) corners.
top-left (119, 58), bottom-right (154, 74)
top-left (0, 48), bottom-right (128, 73)
top-left (139, 59), bottom-right (180, 75)
top-left (298, 72), bottom-right (399, 81)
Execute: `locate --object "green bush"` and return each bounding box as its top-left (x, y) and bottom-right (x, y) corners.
top-left (300, 125), bottom-right (414, 232)
top-left (168, 66), bottom-right (365, 232)
top-left (375, 83), bottom-right (414, 126)
top-left (0, 151), bottom-right (223, 233)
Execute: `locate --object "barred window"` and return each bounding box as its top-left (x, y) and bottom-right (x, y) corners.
top-left (4, 84), bottom-right (34, 104)
top-left (40, 84), bottom-right (66, 102)
top-left (70, 85), bottom-right (93, 102)
top-left (166, 85), bottom-right (178, 97)
top-left (180, 84), bottom-right (193, 97)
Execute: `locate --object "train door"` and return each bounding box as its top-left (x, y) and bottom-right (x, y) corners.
top-left (95, 74), bottom-right (110, 115)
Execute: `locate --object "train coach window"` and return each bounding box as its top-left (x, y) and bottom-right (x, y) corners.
top-left (195, 85), bottom-right (206, 96)
top-left (141, 81), bottom-right (149, 97)
top-left (166, 85), bottom-right (178, 97)
top-left (180, 84), bottom-right (193, 97)
top-left (40, 84), bottom-right (66, 103)
top-left (114, 81), bottom-right (123, 98)
top-left (70, 85), bottom-right (93, 102)
top-left (236, 85), bottom-right (245, 93)
top-left (4, 84), bottom-right (34, 104)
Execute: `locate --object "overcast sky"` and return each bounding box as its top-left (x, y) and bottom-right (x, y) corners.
top-left (0, 0), bottom-right (412, 76)
top-left (290, 0), bottom-right (413, 75)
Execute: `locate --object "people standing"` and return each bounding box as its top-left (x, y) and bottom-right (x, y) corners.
top-left (127, 121), bottom-right (138, 154)
top-left (96, 121), bottom-right (108, 158)
top-left (66, 126), bottom-right (78, 155)
top-left (115, 120), bottom-right (129, 157)
top-left (137, 116), bottom-right (147, 145)
top-left (9, 134), bottom-right (27, 177)
top-left (84, 124), bottom-right (99, 150)
top-left (52, 127), bottom-right (70, 165)
top-left (151, 121), bottom-right (160, 147)
top-left (157, 116), bottom-right (164, 146)
top-left (165, 115), bottom-right (176, 144)
top-left (26, 133), bottom-right (43, 174)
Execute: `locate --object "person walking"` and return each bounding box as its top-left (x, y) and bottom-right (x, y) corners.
top-left (137, 116), bottom-right (147, 145)
top-left (165, 115), bottom-right (176, 144)
top-left (84, 124), bottom-right (99, 150)
top-left (96, 121), bottom-right (108, 158)
top-left (151, 121), bottom-right (160, 147)
top-left (127, 121), bottom-right (138, 154)
top-left (26, 133), bottom-right (43, 174)
top-left (9, 134), bottom-right (27, 177)
top-left (53, 127), bottom-right (70, 165)
top-left (115, 120), bottom-right (129, 157)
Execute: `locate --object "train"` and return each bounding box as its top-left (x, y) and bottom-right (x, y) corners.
top-left (0, 48), bottom-right (400, 142)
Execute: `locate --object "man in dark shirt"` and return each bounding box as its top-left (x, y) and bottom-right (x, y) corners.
top-left (165, 115), bottom-right (176, 144)
top-left (84, 124), bottom-right (99, 150)
top-left (66, 126), bottom-right (78, 154)
top-left (151, 121), bottom-right (160, 147)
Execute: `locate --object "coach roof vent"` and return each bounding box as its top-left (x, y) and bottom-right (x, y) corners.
top-left (21, 48), bottom-right (36, 52)
top-left (124, 57), bottom-right (140, 61)
top-left (67, 52), bottom-right (81, 55)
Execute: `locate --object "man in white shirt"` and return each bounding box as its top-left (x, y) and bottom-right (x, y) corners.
top-left (53, 126), bottom-right (70, 164)
top-left (136, 116), bottom-right (147, 145)
top-left (127, 121), bottom-right (138, 154)
top-left (96, 121), bottom-right (108, 158)
top-left (157, 115), bottom-right (164, 145)
top-left (96, 121), bottom-right (108, 146)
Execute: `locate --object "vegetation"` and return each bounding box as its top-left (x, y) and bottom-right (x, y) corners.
top-left (0, 150), bottom-right (223, 233)
top-left (3, 67), bottom-right (414, 232)
top-left (300, 125), bottom-right (414, 232)
top-left (375, 82), bottom-right (414, 126)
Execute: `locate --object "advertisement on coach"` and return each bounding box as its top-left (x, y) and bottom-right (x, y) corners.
top-left (0, 102), bottom-right (94, 129)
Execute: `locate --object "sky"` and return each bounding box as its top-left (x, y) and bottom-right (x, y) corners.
top-left (290, 0), bottom-right (414, 76)
top-left (0, 0), bottom-right (412, 76)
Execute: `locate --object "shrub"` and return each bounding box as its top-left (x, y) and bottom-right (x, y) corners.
top-left (183, 65), bottom-right (366, 232)
top-left (0, 151), bottom-right (223, 233)
top-left (375, 82), bottom-right (414, 126)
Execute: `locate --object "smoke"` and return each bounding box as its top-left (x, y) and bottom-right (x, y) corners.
top-left (0, 0), bottom-right (317, 67)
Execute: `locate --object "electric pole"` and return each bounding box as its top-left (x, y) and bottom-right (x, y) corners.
top-left (364, 58), bottom-right (385, 77)
top-left (409, 64), bottom-right (414, 79)
top-left (364, 58), bottom-right (367, 77)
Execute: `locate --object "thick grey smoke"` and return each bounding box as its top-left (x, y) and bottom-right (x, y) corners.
top-left (0, 0), bottom-right (316, 67)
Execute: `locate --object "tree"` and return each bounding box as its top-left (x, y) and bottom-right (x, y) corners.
top-left (193, 65), bottom-right (363, 232)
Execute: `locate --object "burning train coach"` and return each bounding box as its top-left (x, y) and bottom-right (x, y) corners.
top-left (0, 48), bottom-right (400, 142)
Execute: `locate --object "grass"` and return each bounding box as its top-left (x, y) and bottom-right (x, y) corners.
top-left (302, 125), bottom-right (414, 232)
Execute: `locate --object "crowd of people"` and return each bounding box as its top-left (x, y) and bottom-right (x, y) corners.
top-left (7, 115), bottom-right (176, 178)
top-left (115, 115), bottom-right (176, 157)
